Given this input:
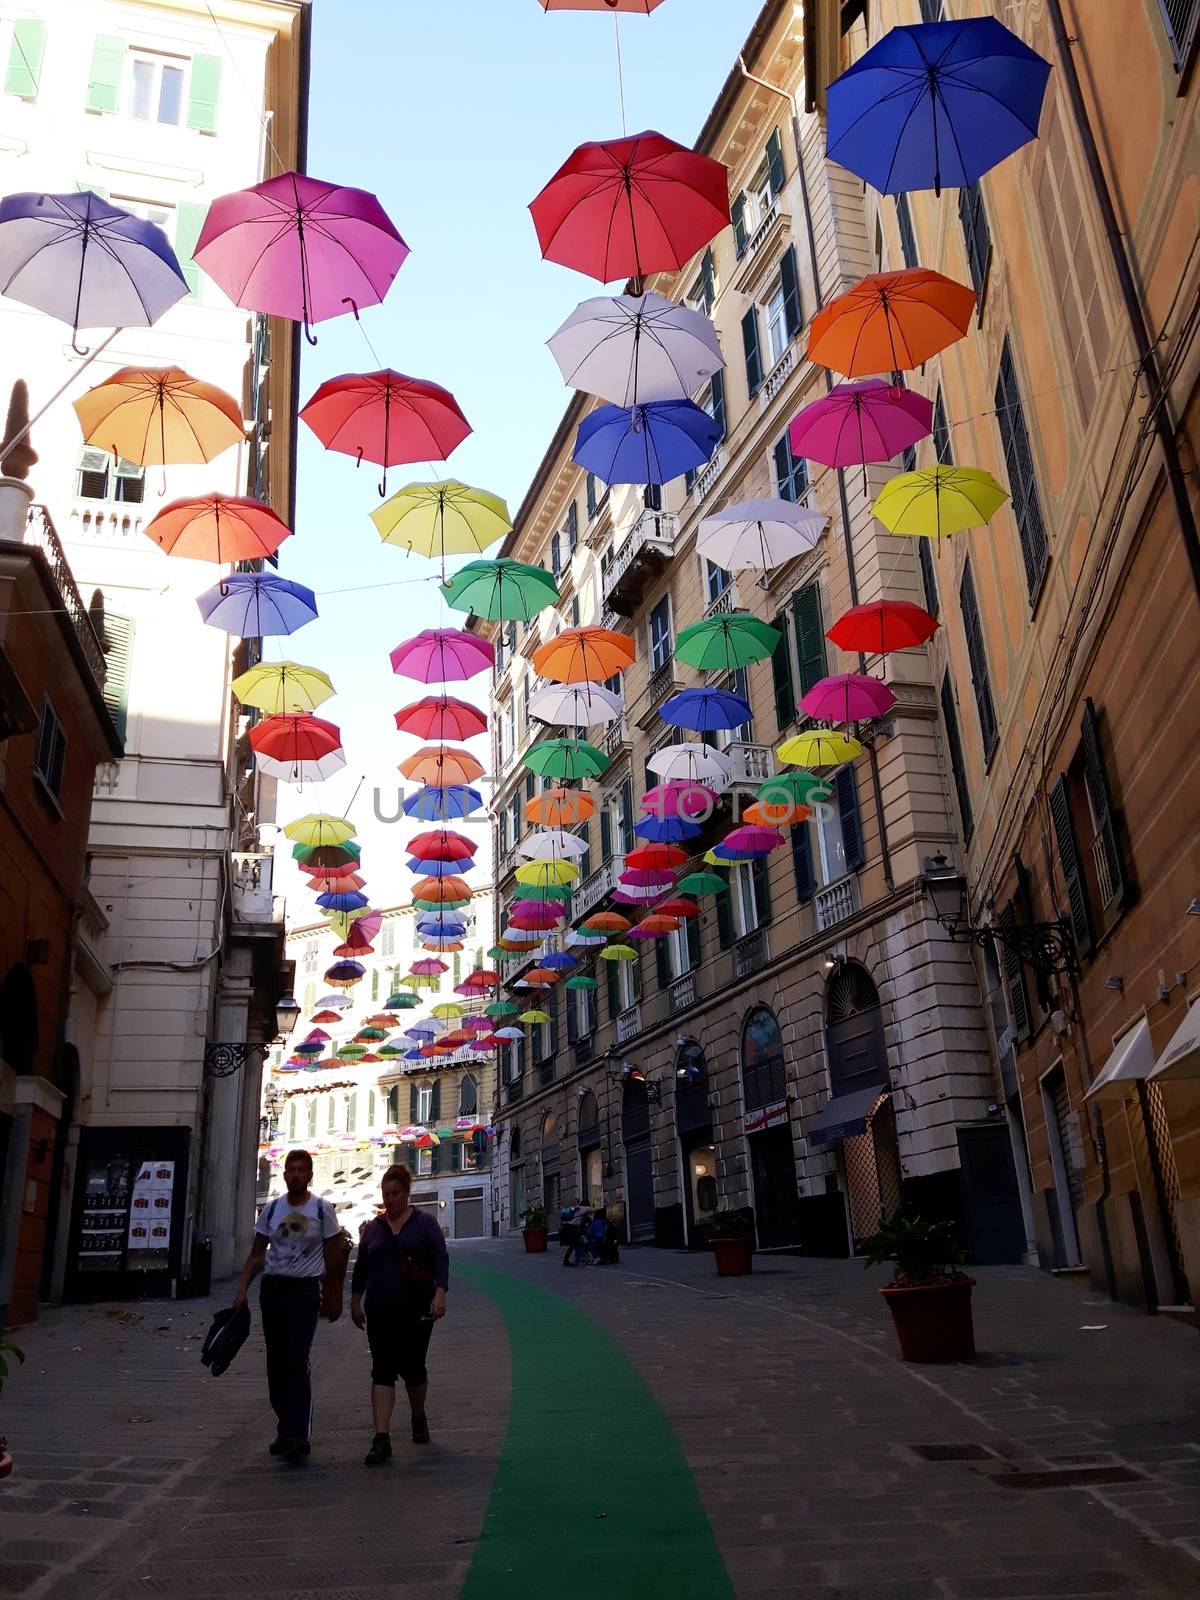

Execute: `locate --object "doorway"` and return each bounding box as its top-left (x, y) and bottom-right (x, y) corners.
top-left (1040, 1063), bottom-right (1083, 1266)
top-left (622, 1076), bottom-right (654, 1243)
top-left (957, 1124), bottom-right (1026, 1264)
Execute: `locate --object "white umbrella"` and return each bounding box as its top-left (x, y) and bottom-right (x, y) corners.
top-left (648, 743), bottom-right (731, 786)
top-left (518, 830), bottom-right (589, 861)
top-left (696, 498), bottom-right (827, 573)
top-left (612, 883), bottom-right (664, 901)
top-left (494, 1027), bottom-right (525, 1042)
top-left (528, 682), bottom-right (624, 728)
top-left (548, 291), bottom-right (724, 407)
top-left (566, 928), bottom-right (606, 947)
top-left (255, 748), bottom-right (347, 784)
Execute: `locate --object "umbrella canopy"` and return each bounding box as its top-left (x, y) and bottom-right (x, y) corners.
top-left (398, 745), bottom-right (485, 788)
top-left (410, 959), bottom-right (448, 975)
top-left (641, 780), bottom-right (715, 819)
top-left (197, 574), bottom-right (318, 637)
top-left (633, 814), bottom-right (700, 844)
top-left (574, 399), bottom-right (719, 486)
top-left (757, 771), bottom-right (833, 807)
top-left (494, 1027), bottom-right (526, 1043)
top-left (533, 626), bottom-right (637, 683)
top-left (567, 928), bottom-right (607, 947)
top-left (74, 367), bottom-right (243, 465)
top-left (372, 481), bottom-right (512, 562)
top-left (407, 855), bottom-right (475, 878)
top-left (808, 268), bottom-right (976, 378)
top-left (539, 952), bottom-right (577, 971)
top-left (530, 131), bottom-right (728, 283)
top-left (548, 290), bottom-right (723, 406)
top-left (527, 787), bottom-right (595, 826)
top-left (514, 882), bottom-right (572, 903)
top-left (390, 628), bottom-right (494, 683)
top-left (194, 171), bottom-right (408, 339)
top-left (250, 714), bottom-right (345, 783)
top-left (676, 871), bottom-right (727, 896)
top-left (626, 843), bottom-right (687, 870)
top-left (411, 874), bottom-right (472, 902)
top-left (827, 17), bottom-right (1051, 196)
top-left (788, 380), bottom-right (932, 471)
top-left (508, 904), bottom-right (563, 930)
top-left (233, 661), bottom-right (334, 715)
top-left (294, 843), bottom-right (359, 869)
top-left (528, 683), bottom-right (623, 728)
top-left (143, 493), bottom-right (291, 564)
top-left (800, 673), bottom-right (897, 723)
top-left (324, 959), bottom-right (366, 984)
top-left (872, 466), bottom-right (1009, 538)
top-left (518, 831), bottom-right (590, 861)
top-left (539, 1), bottom-right (667, 10)
top-left (585, 912), bottom-right (631, 933)
top-left (407, 828), bottom-right (476, 861)
top-left (395, 696), bottom-right (488, 741)
top-left (777, 731), bottom-right (863, 769)
top-left (316, 889), bottom-right (368, 913)
top-left (431, 1003), bottom-right (464, 1019)
top-left (744, 800), bottom-right (808, 828)
top-left (515, 860), bottom-right (578, 888)
top-left (648, 742), bottom-right (730, 786)
top-left (826, 599), bottom-right (938, 656)
top-left (724, 825), bottom-right (786, 854)
top-left (523, 738), bottom-right (608, 780)
top-left (696, 498), bottom-right (826, 573)
top-left (656, 897), bottom-right (699, 919)
top-left (441, 558), bottom-right (559, 621)
top-left (565, 974), bottom-right (599, 990)
top-left (386, 992), bottom-right (422, 1009)
top-left (402, 785), bottom-right (484, 821)
top-left (300, 371), bottom-right (470, 493)
top-left (637, 915), bottom-right (680, 936)
top-left (601, 944), bottom-right (638, 961)
top-left (662, 687), bottom-right (750, 733)
top-left (284, 814), bottom-right (356, 847)
top-left (518, 1010), bottom-right (552, 1025)
top-left (675, 612), bottom-right (780, 671)
top-left (620, 867), bottom-right (676, 887)
top-left (486, 1001), bottom-right (520, 1018)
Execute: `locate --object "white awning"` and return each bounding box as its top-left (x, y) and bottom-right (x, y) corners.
top-left (1084, 1017), bottom-right (1154, 1102)
top-left (1149, 1000), bottom-right (1200, 1083)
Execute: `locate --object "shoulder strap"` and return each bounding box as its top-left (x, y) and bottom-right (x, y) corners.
top-left (317, 1197), bottom-right (326, 1224)
top-left (267, 1197), bottom-right (281, 1229)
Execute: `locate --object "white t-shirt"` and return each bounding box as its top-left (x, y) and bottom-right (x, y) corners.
top-left (256, 1193), bottom-right (340, 1278)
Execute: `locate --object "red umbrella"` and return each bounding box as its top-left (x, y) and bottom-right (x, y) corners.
top-left (826, 600), bottom-right (938, 656)
top-left (249, 715), bottom-right (344, 783)
top-left (411, 875), bottom-right (472, 901)
top-left (656, 897), bottom-right (699, 918)
top-left (394, 695), bottom-right (488, 741)
top-left (303, 871), bottom-right (367, 893)
top-left (458, 969), bottom-right (499, 989)
top-left (540, 2), bottom-right (665, 10)
top-left (143, 494), bottom-right (292, 563)
top-left (309, 1009), bottom-right (342, 1024)
top-left (300, 371), bottom-right (471, 495)
top-left (407, 829), bottom-right (477, 861)
top-left (530, 131), bottom-right (728, 284)
top-left (625, 843), bottom-right (687, 870)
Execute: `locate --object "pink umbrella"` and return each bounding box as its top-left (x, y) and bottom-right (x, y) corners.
top-left (800, 673), bottom-right (897, 723)
top-left (788, 380), bottom-right (932, 492)
top-left (410, 958), bottom-right (447, 976)
top-left (724, 825), bottom-right (786, 854)
top-left (509, 907), bottom-right (563, 929)
top-left (640, 780), bottom-right (715, 819)
top-left (390, 628), bottom-right (495, 684)
top-left (463, 1016), bottom-right (493, 1034)
top-left (619, 867), bottom-right (676, 887)
top-left (194, 172), bottom-right (409, 344)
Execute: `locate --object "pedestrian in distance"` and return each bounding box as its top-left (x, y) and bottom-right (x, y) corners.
top-left (587, 1209), bottom-right (608, 1265)
top-left (350, 1163), bottom-right (448, 1466)
top-left (574, 1208), bottom-right (593, 1268)
top-left (233, 1148), bottom-right (347, 1464)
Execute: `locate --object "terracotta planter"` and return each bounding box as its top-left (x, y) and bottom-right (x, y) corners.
top-left (522, 1226), bottom-right (548, 1254)
top-left (711, 1235), bottom-right (753, 1277)
top-left (881, 1276), bottom-right (976, 1362)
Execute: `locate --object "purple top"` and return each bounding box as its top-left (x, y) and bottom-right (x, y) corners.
top-left (351, 1209), bottom-right (449, 1310)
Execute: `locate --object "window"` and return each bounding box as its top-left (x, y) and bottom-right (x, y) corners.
top-left (508, 791), bottom-right (521, 851)
top-left (685, 373), bottom-right (726, 493)
top-left (940, 674), bottom-right (973, 842)
top-left (688, 247), bottom-right (716, 315)
top-left (742, 308), bottom-right (763, 397)
top-left (1034, 100), bottom-right (1106, 422)
top-left (302, 981), bottom-right (315, 1013)
top-left (302, 941), bottom-right (318, 974)
top-left (345, 1093), bottom-right (358, 1133)
top-left (959, 559), bottom-right (998, 760)
top-left (995, 339), bottom-right (1050, 601)
top-left (566, 501), bottom-right (578, 555)
top-left (4, 19), bottom-right (45, 100)
top-left (34, 697), bottom-right (66, 801)
top-left (550, 533), bottom-right (562, 578)
top-left (288, 1101), bottom-right (298, 1141)
top-left (729, 857), bottom-right (771, 937)
top-left (713, 667), bottom-right (751, 749)
top-left (740, 1007), bottom-right (787, 1113)
top-left (1049, 699), bottom-right (1129, 955)
top-left (918, 537), bottom-right (939, 618)
top-left (76, 448), bottom-right (146, 504)
top-left (772, 433), bottom-right (809, 503)
top-left (307, 1100), bottom-right (318, 1138)
top-left (417, 1148), bottom-right (433, 1177)
top-left (100, 613), bottom-right (135, 743)
top-left (586, 472), bottom-right (607, 520)
top-left (765, 282), bottom-right (789, 367)
top-left (84, 38), bottom-right (221, 131)
top-left (129, 50), bottom-right (187, 125)
top-left (932, 387), bottom-right (953, 467)
top-left (1156, 0), bottom-right (1200, 73)
top-left (648, 595), bottom-right (672, 672)
top-left (705, 560), bottom-right (732, 605)
top-left (367, 1091), bottom-right (377, 1129)
top-left (895, 192), bottom-right (918, 270)
top-left (958, 183), bottom-right (991, 301)
top-left (371, 968), bottom-right (380, 1002)
top-left (459, 1073), bottom-right (478, 1116)
top-left (326, 1096), bottom-right (337, 1133)
top-left (417, 1084), bottom-right (433, 1122)
top-left (570, 596), bottom-right (580, 628)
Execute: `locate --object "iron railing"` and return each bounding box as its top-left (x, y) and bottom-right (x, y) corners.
top-left (24, 504), bottom-right (107, 689)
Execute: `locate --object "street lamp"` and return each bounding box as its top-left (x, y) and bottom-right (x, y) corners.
top-left (919, 853), bottom-right (1078, 981)
top-left (275, 993), bottom-right (301, 1040)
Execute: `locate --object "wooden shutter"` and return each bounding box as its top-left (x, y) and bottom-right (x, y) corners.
top-left (1079, 699), bottom-right (1127, 909)
top-left (710, 369), bottom-right (727, 440)
top-left (779, 245), bottom-right (802, 340)
top-left (995, 340), bottom-right (1049, 600)
top-left (548, 992), bottom-right (559, 1057)
top-left (959, 559), bottom-right (997, 757)
top-left (732, 193), bottom-right (748, 258)
top-left (791, 821), bottom-right (814, 904)
top-left (939, 674), bottom-right (973, 841)
top-left (620, 778), bottom-right (634, 853)
top-left (5, 18), bottom-right (45, 99)
top-left (918, 537), bottom-right (939, 617)
top-left (773, 437), bottom-right (791, 500)
top-left (997, 901), bottom-right (1031, 1041)
top-left (766, 128), bottom-right (786, 197)
top-left (566, 989), bottom-right (579, 1044)
top-left (716, 885), bottom-right (734, 949)
top-left (430, 1080), bottom-right (441, 1121)
top-left (1048, 774), bottom-right (1094, 955)
top-left (606, 962), bottom-right (620, 1021)
top-left (86, 35), bottom-right (126, 114)
top-left (932, 387), bottom-right (954, 466)
top-left (836, 767), bottom-right (864, 872)
top-left (100, 613), bottom-right (134, 743)
top-left (751, 855), bottom-right (772, 925)
top-left (771, 609), bottom-right (795, 732)
top-left (186, 53), bottom-right (222, 133)
top-left (655, 939), bottom-right (670, 989)
top-left (700, 247), bottom-right (716, 312)
top-left (686, 914), bottom-right (701, 967)
top-left (567, 501), bottom-right (578, 552)
top-left (895, 192), bottom-right (918, 269)
top-left (742, 308), bottom-right (763, 397)
top-left (600, 802), bottom-right (612, 861)
top-left (586, 473), bottom-right (597, 518)
top-left (174, 201), bottom-right (208, 298)
top-left (792, 582), bottom-right (826, 695)
top-left (409, 1082), bottom-right (419, 1120)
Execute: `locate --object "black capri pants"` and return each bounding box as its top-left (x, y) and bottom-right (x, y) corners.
top-left (366, 1303), bottom-right (435, 1387)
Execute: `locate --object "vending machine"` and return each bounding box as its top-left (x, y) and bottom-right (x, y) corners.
top-left (66, 1127), bottom-right (191, 1302)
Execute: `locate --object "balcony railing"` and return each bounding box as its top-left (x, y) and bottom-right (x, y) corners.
top-left (230, 852), bottom-right (282, 924)
top-left (669, 970), bottom-right (697, 1014)
top-left (733, 927), bottom-right (769, 980)
top-left (703, 581), bottom-right (739, 619)
top-left (745, 196), bottom-right (780, 259)
top-left (641, 658), bottom-right (678, 724)
top-left (573, 862), bottom-right (614, 920)
top-left (814, 874), bottom-right (859, 933)
top-left (691, 449), bottom-right (725, 504)
top-left (499, 845), bottom-right (518, 881)
top-left (602, 717), bottom-right (630, 760)
top-left (760, 345), bottom-right (797, 407)
top-left (24, 504), bottom-right (107, 690)
top-left (725, 741), bottom-right (774, 787)
top-left (601, 510), bottom-right (677, 614)
top-left (616, 1004), bottom-right (642, 1044)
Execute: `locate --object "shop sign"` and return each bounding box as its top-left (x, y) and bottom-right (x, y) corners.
top-left (743, 1100), bottom-right (789, 1136)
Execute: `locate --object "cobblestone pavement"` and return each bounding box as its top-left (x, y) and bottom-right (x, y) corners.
top-left (1, 1245), bottom-right (1196, 1599)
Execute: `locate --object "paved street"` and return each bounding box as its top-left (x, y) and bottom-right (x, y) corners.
top-left (1, 1244), bottom-right (1197, 1599)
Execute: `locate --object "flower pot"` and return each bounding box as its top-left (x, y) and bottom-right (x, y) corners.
top-left (522, 1226), bottom-right (548, 1254)
top-left (880, 1276), bottom-right (976, 1362)
top-left (0, 476), bottom-right (33, 542)
top-left (711, 1235), bottom-right (753, 1277)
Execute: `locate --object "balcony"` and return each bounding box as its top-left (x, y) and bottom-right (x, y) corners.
top-left (760, 344), bottom-right (797, 409)
top-left (23, 504), bottom-right (107, 691)
top-left (733, 927), bottom-right (769, 980)
top-left (703, 581), bottom-right (739, 620)
top-left (498, 844), bottom-right (518, 882)
top-left (669, 970), bottom-right (697, 1014)
top-left (814, 874), bottom-right (859, 933)
top-left (601, 510), bottom-right (677, 618)
top-left (230, 852), bottom-right (282, 925)
top-left (733, 198), bottom-right (792, 297)
top-left (616, 1004), bottom-right (642, 1044)
top-left (724, 741), bottom-right (774, 788)
top-left (602, 717), bottom-right (630, 761)
top-left (573, 862), bottom-right (614, 920)
top-left (638, 657), bottom-right (680, 729)
top-left (690, 449), bottom-right (725, 505)
top-left (501, 946), bottom-right (541, 985)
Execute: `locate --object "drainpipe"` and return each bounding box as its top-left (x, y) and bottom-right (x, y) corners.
top-left (1045, 0), bottom-right (1200, 603)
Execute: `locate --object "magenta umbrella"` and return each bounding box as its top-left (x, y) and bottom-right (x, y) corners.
top-left (788, 380), bottom-right (932, 492)
top-left (390, 628), bottom-right (495, 684)
top-left (619, 867), bottom-right (676, 887)
top-left (725, 825), bottom-right (786, 854)
top-left (194, 171), bottom-right (409, 344)
top-left (800, 673), bottom-right (897, 723)
top-left (641, 780), bottom-right (715, 820)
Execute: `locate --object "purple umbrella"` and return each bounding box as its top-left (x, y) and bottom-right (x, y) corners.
top-left (620, 868), bottom-right (677, 888)
top-left (197, 573), bottom-right (318, 637)
top-left (194, 171), bottom-right (409, 344)
top-left (800, 673), bottom-right (898, 723)
top-left (789, 380), bottom-right (932, 492)
top-left (574, 399), bottom-right (720, 486)
top-left (390, 628), bottom-right (495, 684)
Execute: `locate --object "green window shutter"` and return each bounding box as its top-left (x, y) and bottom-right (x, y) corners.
top-left (409, 1082), bottom-right (419, 1121)
top-left (766, 128), bottom-right (786, 197)
top-left (792, 582), bottom-right (826, 695)
top-left (430, 1080), bottom-right (441, 1121)
top-left (791, 822), bottom-right (814, 905)
top-left (716, 885), bottom-right (734, 949)
top-left (75, 182), bottom-right (108, 200)
top-left (732, 193), bottom-right (748, 258)
top-left (186, 53), bottom-right (221, 133)
top-left (742, 308), bottom-right (763, 397)
top-left (606, 962), bottom-right (620, 1021)
top-left (655, 939), bottom-right (670, 990)
top-left (835, 767), bottom-right (864, 872)
top-left (700, 247), bottom-right (716, 312)
top-left (5, 19), bottom-right (46, 100)
top-left (173, 200), bottom-right (208, 299)
top-left (1048, 774), bottom-right (1093, 956)
top-left (100, 613), bottom-right (134, 744)
top-left (771, 609), bottom-right (795, 733)
top-left (709, 369), bottom-right (726, 440)
top-left (686, 913), bottom-right (701, 968)
top-left (751, 854), bottom-right (772, 925)
top-left (780, 245), bottom-right (802, 341)
top-left (566, 989), bottom-right (579, 1044)
top-left (86, 34), bottom-right (126, 115)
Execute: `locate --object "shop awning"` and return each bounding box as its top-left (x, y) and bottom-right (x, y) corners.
top-left (806, 1086), bottom-right (887, 1147)
top-left (1084, 1017), bottom-right (1154, 1102)
top-left (1149, 1001), bottom-right (1200, 1082)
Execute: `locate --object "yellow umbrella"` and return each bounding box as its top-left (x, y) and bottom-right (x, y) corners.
top-left (518, 1010), bottom-right (551, 1024)
top-left (872, 466), bottom-right (1009, 539)
top-left (283, 814), bottom-right (356, 847)
top-left (73, 366), bottom-right (244, 466)
top-left (371, 480), bottom-right (512, 559)
top-left (601, 944), bottom-right (637, 961)
top-left (431, 1002), bottom-right (464, 1019)
top-left (704, 847), bottom-right (755, 866)
top-left (232, 661), bottom-right (335, 715)
top-left (514, 860), bottom-right (579, 887)
top-left (777, 731), bottom-right (863, 769)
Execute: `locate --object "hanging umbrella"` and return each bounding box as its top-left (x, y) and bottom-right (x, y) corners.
top-left (777, 731), bottom-right (863, 769)
top-left (233, 662), bottom-right (334, 715)
top-left (303, 867), bottom-right (364, 892)
top-left (398, 745), bottom-right (486, 788)
top-left (633, 813), bottom-right (700, 844)
top-left (316, 992), bottom-right (349, 1008)
top-left (325, 960), bottom-right (366, 985)
top-left (808, 269), bottom-right (976, 378)
top-left (662, 687), bottom-right (750, 733)
top-left (410, 959), bottom-right (448, 976)
top-left (789, 380), bottom-right (932, 492)
top-left (390, 629), bottom-right (495, 683)
top-left (197, 573), bottom-right (318, 637)
top-left (872, 466), bottom-right (1009, 539)
top-left (494, 1027), bottom-right (525, 1043)
top-left (431, 1003), bottom-right (464, 1020)
top-left (316, 889), bottom-right (369, 913)
top-left (300, 371), bottom-right (470, 493)
top-left (514, 883), bottom-right (572, 903)
top-left (394, 696), bottom-right (488, 742)
top-left (250, 714), bottom-right (345, 784)
top-left (530, 131), bottom-right (728, 283)
top-left (827, 16), bottom-right (1051, 197)
top-left (675, 613), bottom-right (780, 671)
top-left (515, 860), bottom-right (578, 888)
top-left (508, 904), bottom-right (563, 929)
top-left (626, 842), bottom-right (686, 870)
top-left (309, 1009), bottom-right (342, 1024)
top-left (676, 871), bottom-right (727, 896)
top-left (601, 944), bottom-right (638, 962)
top-left (620, 867), bottom-right (675, 888)
top-left (386, 992), bottom-right (422, 1010)
top-left (518, 831), bottom-right (590, 861)
top-left (724, 825), bottom-right (786, 854)
top-left (441, 558), bottom-right (560, 621)
top-left (539, 1), bottom-right (667, 11)
top-left (706, 845), bottom-right (756, 865)
top-left (585, 912), bottom-right (631, 933)
top-left (567, 928), bottom-right (607, 948)
top-left (194, 171), bottom-right (408, 342)
top-left (523, 738), bottom-right (608, 781)
top-left (372, 480), bottom-right (512, 565)
top-left (565, 974), bottom-right (599, 991)
top-left (641, 780), bottom-right (715, 819)
top-left (402, 785), bottom-right (484, 821)
top-left (331, 908), bottom-right (381, 943)
top-left (518, 1010), bottom-right (552, 1025)
top-left (284, 814), bottom-right (356, 847)
top-left (574, 399), bottom-right (719, 486)
top-left (757, 771), bottom-right (833, 808)
top-left (143, 494), bottom-right (291, 563)
top-left (656, 897), bottom-right (699, 919)
top-left (696, 498), bottom-right (827, 573)
top-left (410, 852), bottom-right (475, 877)
top-left (411, 874), bottom-right (472, 902)
top-left (548, 290), bottom-right (723, 406)
top-left (459, 968), bottom-right (499, 988)
top-left (486, 1001), bottom-right (520, 1018)
top-left (527, 787), bottom-right (595, 826)
top-left (826, 599), bottom-right (938, 656)
top-left (533, 626), bottom-right (637, 683)
top-left (637, 915), bottom-right (680, 937)
top-left (407, 828), bottom-right (477, 861)
top-left (74, 367), bottom-right (244, 465)
top-left (648, 743), bottom-right (730, 786)
top-left (744, 800), bottom-right (808, 828)
top-left (800, 674), bottom-right (897, 723)
top-left (539, 952), bottom-right (577, 971)
top-left (294, 840), bottom-right (360, 868)
top-left (528, 682), bottom-right (623, 728)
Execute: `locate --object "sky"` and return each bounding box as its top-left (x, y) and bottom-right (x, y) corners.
top-left (272, 0), bottom-right (765, 919)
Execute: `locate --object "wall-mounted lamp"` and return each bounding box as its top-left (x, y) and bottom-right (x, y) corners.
top-left (1187, 898), bottom-right (1200, 917)
top-left (1103, 975), bottom-right (1124, 993)
top-left (275, 993), bottom-right (301, 1039)
top-left (920, 853), bottom-right (1078, 981)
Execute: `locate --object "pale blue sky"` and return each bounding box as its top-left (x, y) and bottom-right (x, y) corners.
top-left (275, 0), bottom-right (763, 911)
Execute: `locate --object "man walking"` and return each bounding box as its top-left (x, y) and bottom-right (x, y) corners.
top-left (233, 1148), bottom-right (344, 1463)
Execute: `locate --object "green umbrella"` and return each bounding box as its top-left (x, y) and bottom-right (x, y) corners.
top-left (385, 991), bottom-right (421, 1009)
top-left (755, 770), bottom-right (833, 807)
top-left (487, 946), bottom-right (506, 960)
top-left (440, 557), bottom-right (560, 621)
top-left (413, 897), bottom-right (470, 912)
top-left (675, 612), bottom-right (780, 671)
top-left (292, 839), bottom-right (361, 864)
top-left (523, 738), bottom-right (608, 781)
top-left (565, 975), bottom-right (598, 990)
top-left (677, 871), bottom-right (728, 896)
top-left (339, 1043), bottom-right (367, 1059)
top-left (486, 1000), bottom-right (520, 1018)
top-left (513, 882), bottom-right (572, 903)
top-left (378, 1044), bottom-right (402, 1057)
top-left (355, 1026), bottom-right (386, 1041)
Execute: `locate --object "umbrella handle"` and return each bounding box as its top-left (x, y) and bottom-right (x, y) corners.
top-left (341, 296), bottom-right (361, 321)
top-left (71, 332), bottom-right (91, 357)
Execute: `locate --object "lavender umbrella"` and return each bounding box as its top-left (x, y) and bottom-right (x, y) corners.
top-left (574, 399), bottom-right (720, 486)
top-left (548, 290), bottom-right (724, 407)
top-left (197, 574), bottom-right (318, 637)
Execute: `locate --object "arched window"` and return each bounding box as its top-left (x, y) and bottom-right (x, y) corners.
top-left (510, 1126), bottom-right (522, 1161)
top-left (459, 1073), bottom-right (478, 1116)
top-left (825, 962), bottom-right (888, 1098)
top-left (541, 1110), bottom-right (559, 1145)
top-left (741, 1006), bottom-right (786, 1112)
top-left (578, 1090), bottom-right (599, 1134)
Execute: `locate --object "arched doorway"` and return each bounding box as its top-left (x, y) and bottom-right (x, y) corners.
top-left (540, 1110), bottom-right (561, 1219)
top-left (621, 1075), bottom-right (654, 1243)
top-left (577, 1089), bottom-right (602, 1206)
top-left (824, 963), bottom-right (900, 1247)
top-left (741, 1007), bottom-right (800, 1247)
top-left (676, 1043), bottom-right (715, 1245)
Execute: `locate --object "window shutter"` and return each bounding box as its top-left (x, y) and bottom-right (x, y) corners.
top-left (732, 193), bottom-right (748, 258)
top-left (957, 182), bottom-right (991, 297)
top-left (918, 537), bottom-right (939, 617)
top-left (5, 19), bottom-right (46, 99)
top-left (773, 437), bottom-right (791, 500)
top-left (771, 609), bottom-right (795, 732)
top-left (791, 821), bottom-right (814, 904)
top-left (548, 991), bottom-right (559, 1057)
top-left (100, 613), bottom-right (134, 743)
top-left (566, 989), bottom-right (579, 1044)
top-left (600, 803), bottom-right (612, 861)
top-left (606, 962), bottom-right (620, 1021)
top-left (742, 309), bottom-right (763, 397)
top-left (655, 939), bottom-right (670, 990)
top-left (620, 778), bottom-right (634, 853)
top-left (836, 766), bottom-right (864, 872)
top-left (779, 245), bottom-right (802, 341)
top-left (1079, 698), bottom-right (1127, 910)
top-left (995, 340), bottom-right (1049, 600)
top-left (86, 35), bottom-right (126, 114)
top-left (939, 674), bottom-right (973, 841)
top-left (586, 473), bottom-right (597, 519)
top-left (567, 501), bottom-right (578, 552)
top-left (186, 53), bottom-right (222, 133)
top-left (959, 559), bottom-right (997, 758)
top-left (409, 1082), bottom-right (419, 1120)
top-left (709, 369), bottom-right (727, 440)
top-left (431, 1140), bottom-right (444, 1174)
top-left (932, 387), bottom-right (954, 466)
top-left (700, 247), bottom-right (716, 312)
top-left (792, 582), bottom-right (826, 694)
top-left (173, 201), bottom-right (208, 299)
top-left (1048, 774), bottom-right (1094, 955)
top-left (895, 192), bottom-right (918, 269)
top-left (716, 885), bottom-right (734, 949)
top-left (997, 901), bottom-right (1031, 1042)
top-left (751, 854), bottom-right (772, 925)
top-left (451, 1140), bottom-right (462, 1172)
top-left (684, 466), bottom-right (697, 494)
top-left (430, 1079), bottom-right (441, 1121)
top-left (766, 128), bottom-right (786, 197)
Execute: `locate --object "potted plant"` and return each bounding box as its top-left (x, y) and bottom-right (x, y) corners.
top-left (708, 1206), bottom-right (755, 1276)
top-left (859, 1209), bottom-right (975, 1362)
top-left (520, 1205), bottom-right (548, 1254)
top-left (0, 1333), bottom-right (25, 1479)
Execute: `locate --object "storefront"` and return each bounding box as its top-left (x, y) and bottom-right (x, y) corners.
top-left (741, 1007), bottom-right (801, 1248)
top-left (65, 1126), bottom-right (191, 1302)
top-left (676, 1043), bottom-right (716, 1246)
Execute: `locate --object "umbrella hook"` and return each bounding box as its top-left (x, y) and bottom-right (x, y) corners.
top-left (71, 332), bottom-right (91, 358)
top-left (354, 446), bottom-right (364, 470)
top-left (341, 297), bottom-right (361, 321)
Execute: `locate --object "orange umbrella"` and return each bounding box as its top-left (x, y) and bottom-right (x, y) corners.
top-left (365, 1014), bottom-right (395, 1027)
top-left (143, 493), bottom-right (292, 563)
top-left (533, 626), bottom-right (636, 684)
top-left (807, 268), bottom-right (976, 378)
top-left (523, 968), bottom-right (561, 985)
top-left (639, 914), bottom-right (681, 935)
top-left (411, 875), bottom-right (472, 902)
top-left (399, 745), bottom-right (485, 787)
top-left (499, 936), bottom-right (538, 951)
top-left (526, 787), bottom-right (595, 826)
top-left (424, 941), bottom-right (465, 952)
top-left (73, 366), bottom-right (244, 465)
top-left (747, 799), bottom-right (811, 827)
top-left (439, 1029), bottom-right (474, 1047)
top-left (585, 911), bottom-right (631, 933)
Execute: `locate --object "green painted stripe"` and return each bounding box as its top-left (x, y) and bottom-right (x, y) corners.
top-left (458, 1261), bottom-right (734, 1599)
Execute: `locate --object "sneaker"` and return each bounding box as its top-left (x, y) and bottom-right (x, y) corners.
top-left (268, 1436), bottom-right (289, 1456)
top-left (364, 1432), bottom-right (392, 1467)
top-left (284, 1438), bottom-right (311, 1464)
top-left (411, 1415), bottom-right (430, 1445)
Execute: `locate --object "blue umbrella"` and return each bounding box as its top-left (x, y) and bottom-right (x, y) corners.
top-left (574, 399), bottom-right (720, 486)
top-left (405, 855), bottom-right (476, 877)
top-left (541, 951), bottom-right (578, 971)
top-left (316, 890), bottom-right (370, 913)
top-left (826, 18), bottom-right (1051, 197)
top-left (403, 1048), bottom-right (425, 1062)
top-left (417, 920), bottom-right (468, 937)
top-left (634, 814), bottom-right (701, 844)
top-left (402, 785), bottom-right (484, 821)
top-left (197, 573), bottom-right (318, 637)
top-left (662, 687), bottom-right (751, 733)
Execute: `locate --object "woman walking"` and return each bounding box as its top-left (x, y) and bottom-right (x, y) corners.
top-left (350, 1163), bottom-right (448, 1466)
